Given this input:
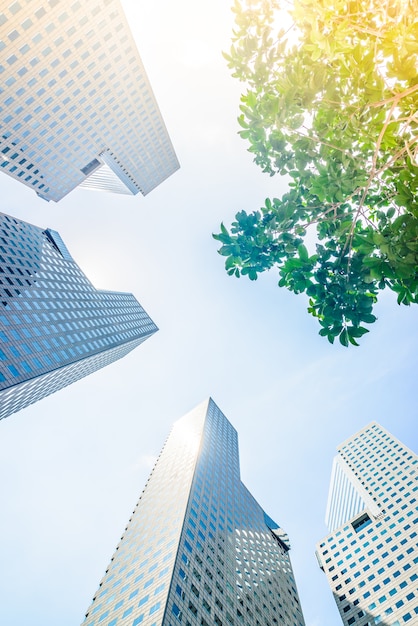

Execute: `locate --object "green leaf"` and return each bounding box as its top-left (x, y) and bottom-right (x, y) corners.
top-left (348, 326), bottom-right (369, 338)
top-left (248, 269), bottom-right (258, 280)
top-left (298, 244), bottom-right (309, 261)
top-left (237, 114), bottom-right (249, 129)
top-left (348, 334), bottom-right (360, 346)
top-left (339, 329), bottom-right (349, 347)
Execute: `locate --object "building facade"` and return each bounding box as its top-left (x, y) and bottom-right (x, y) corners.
top-left (81, 398), bottom-right (306, 626)
top-left (0, 0), bottom-right (179, 201)
top-left (316, 423), bottom-right (418, 626)
top-left (0, 212), bottom-right (157, 419)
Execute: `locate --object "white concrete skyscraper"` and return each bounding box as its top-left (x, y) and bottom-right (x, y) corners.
top-left (0, 0), bottom-right (179, 201)
top-left (316, 423), bottom-right (418, 626)
top-left (81, 399), bottom-right (306, 626)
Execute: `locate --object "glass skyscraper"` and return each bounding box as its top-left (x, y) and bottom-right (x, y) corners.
top-left (0, 212), bottom-right (157, 420)
top-left (0, 0), bottom-right (179, 202)
top-left (81, 398), bottom-right (306, 626)
top-left (316, 423), bottom-right (418, 626)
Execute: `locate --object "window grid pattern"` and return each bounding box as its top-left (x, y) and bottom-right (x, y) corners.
top-left (0, 0), bottom-right (179, 202)
top-left (317, 423), bottom-right (418, 626)
top-left (0, 212), bottom-right (157, 419)
top-left (82, 399), bottom-right (306, 626)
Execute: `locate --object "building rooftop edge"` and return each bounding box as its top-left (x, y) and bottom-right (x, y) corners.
top-left (336, 421), bottom-right (381, 451)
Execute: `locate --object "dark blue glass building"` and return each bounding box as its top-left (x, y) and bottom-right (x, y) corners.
top-left (81, 399), bottom-right (306, 626)
top-left (0, 212), bottom-right (157, 419)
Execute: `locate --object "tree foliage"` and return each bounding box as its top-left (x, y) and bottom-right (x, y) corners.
top-left (214, 0), bottom-right (418, 346)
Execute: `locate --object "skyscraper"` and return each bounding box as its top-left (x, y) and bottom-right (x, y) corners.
top-left (81, 398), bottom-right (306, 626)
top-left (0, 212), bottom-right (157, 419)
top-left (316, 423), bottom-right (418, 626)
top-left (0, 0), bottom-right (179, 202)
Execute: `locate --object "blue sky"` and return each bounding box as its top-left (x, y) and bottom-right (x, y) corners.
top-left (0, 1), bottom-right (417, 625)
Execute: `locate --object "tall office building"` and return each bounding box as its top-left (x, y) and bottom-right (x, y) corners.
top-left (0, 0), bottom-right (179, 202)
top-left (316, 423), bottom-right (418, 626)
top-left (0, 212), bottom-right (157, 419)
top-left (82, 398), bottom-right (306, 626)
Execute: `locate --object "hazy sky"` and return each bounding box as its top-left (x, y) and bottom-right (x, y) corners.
top-left (0, 1), bottom-right (417, 626)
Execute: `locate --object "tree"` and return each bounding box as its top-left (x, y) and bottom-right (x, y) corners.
top-left (214, 0), bottom-right (418, 346)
